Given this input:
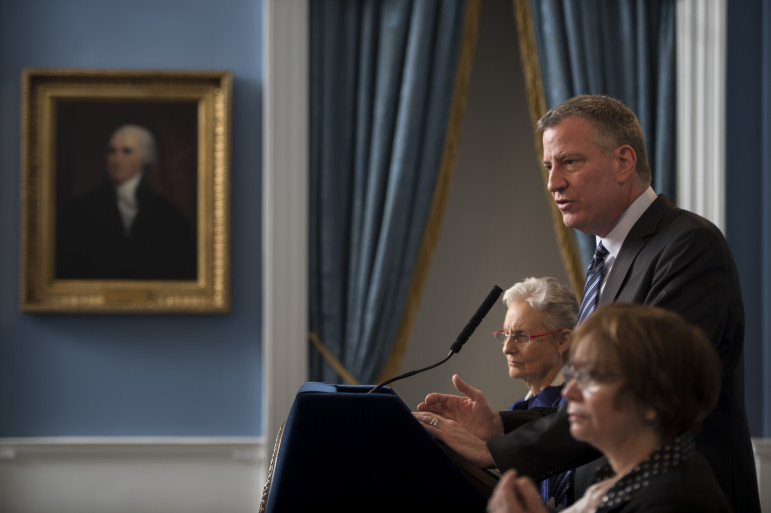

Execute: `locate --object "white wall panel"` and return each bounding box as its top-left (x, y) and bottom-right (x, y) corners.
top-left (0, 438), bottom-right (266, 513)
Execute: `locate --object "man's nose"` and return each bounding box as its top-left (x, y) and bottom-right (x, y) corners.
top-left (546, 167), bottom-right (565, 192)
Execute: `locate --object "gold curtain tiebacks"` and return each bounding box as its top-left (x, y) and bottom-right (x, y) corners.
top-left (309, 331), bottom-right (360, 385)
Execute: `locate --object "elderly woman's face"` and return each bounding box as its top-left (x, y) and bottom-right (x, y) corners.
top-left (563, 340), bottom-right (645, 451)
top-left (501, 300), bottom-right (566, 390)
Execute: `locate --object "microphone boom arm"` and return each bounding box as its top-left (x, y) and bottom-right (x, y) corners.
top-left (368, 285), bottom-right (503, 394)
top-left (368, 350), bottom-right (454, 394)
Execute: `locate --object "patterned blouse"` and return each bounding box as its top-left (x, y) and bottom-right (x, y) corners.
top-left (565, 431), bottom-right (698, 513)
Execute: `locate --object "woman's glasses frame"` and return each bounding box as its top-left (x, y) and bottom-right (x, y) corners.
top-left (492, 328), bottom-right (566, 345)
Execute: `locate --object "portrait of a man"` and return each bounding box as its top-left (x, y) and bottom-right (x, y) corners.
top-left (55, 109), bottom-right (198, 281)
top-left (20, 70), bottom-right (231, 313)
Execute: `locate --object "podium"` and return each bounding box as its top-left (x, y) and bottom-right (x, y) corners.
top-left (260, 382), bottom-right (497, 512)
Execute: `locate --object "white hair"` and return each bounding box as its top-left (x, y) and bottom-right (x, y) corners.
top-left (112, 124), bottom-right (158, 170)
top-left (502, 276), bottom-right (578, 330)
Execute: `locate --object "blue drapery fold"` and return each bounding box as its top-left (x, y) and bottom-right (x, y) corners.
top-left (726, 0), bottom-right (771, 437)
top-left (529, 0), bottom-right (676, 265)
top-left (762, 0), bottom-right (771, 438)
top-left (309, 0), bottom-right (468, 384)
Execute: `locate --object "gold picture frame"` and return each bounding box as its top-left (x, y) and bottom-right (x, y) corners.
top-left (20, 69), bottom-right (232, 314)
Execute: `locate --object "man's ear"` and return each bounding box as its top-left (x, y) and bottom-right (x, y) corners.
top-left (615, 144), bottom-right (638, 183)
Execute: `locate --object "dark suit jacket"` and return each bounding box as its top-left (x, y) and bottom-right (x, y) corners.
top-left (56, 177), bottom-right (196, 280)
top-left (488, 195), bottom-right (758, 512)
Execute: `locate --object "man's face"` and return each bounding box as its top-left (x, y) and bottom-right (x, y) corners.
top-left (542, 117), bottom-right (627, 237)
top-left (106, 129), bottom-right (144, 185)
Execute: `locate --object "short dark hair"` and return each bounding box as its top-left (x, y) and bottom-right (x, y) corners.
top-left (571, 303), bottom-right (720, 440)
top-left (537, 95), bottom-right (651, 185)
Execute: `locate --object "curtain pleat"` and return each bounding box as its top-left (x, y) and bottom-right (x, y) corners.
top-left (309, 0), bottom-right (476, 384)
top-left (377, 0), bottom-right (481, 384)
top-left (513, 0), bottom-right (585, 297)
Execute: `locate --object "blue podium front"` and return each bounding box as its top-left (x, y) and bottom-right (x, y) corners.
top-left (261, 382), bottom-right (494, 512)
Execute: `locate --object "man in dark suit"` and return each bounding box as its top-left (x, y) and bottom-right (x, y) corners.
top-left (414, 95), bottom-right (760, 512)
top-left (56, 124), bottom-right (196, 280)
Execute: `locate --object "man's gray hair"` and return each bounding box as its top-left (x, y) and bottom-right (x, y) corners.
top-left (536, 94), bottom-right (651, 185)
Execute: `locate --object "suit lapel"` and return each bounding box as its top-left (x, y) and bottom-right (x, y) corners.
top-left (600, 195), bottom-right (674, 305)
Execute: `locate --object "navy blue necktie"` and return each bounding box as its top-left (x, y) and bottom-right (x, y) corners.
top-left (577, 242), bottom-right (609, 325)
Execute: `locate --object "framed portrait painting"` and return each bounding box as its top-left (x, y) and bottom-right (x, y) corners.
top-left (20, 69), bottom-right (232, 313)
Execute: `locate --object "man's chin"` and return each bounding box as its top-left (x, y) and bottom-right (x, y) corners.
top-left (560, 215), bottom-right (579, 230)
top-left (561, 216), bottom-right (591, 234)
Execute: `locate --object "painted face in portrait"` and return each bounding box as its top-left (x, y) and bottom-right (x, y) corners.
top-left (106, 128), bottom-right (146, 185)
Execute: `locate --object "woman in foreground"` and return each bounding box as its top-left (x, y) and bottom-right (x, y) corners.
top-left (487, 303), bottom-right (732, 513)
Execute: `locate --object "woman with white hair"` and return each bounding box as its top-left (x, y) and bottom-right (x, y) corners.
top-left (416, 277), bottom-right (579, 507)
top-left (491, 276), bottom-right (578, 508)
top-left (495, 277), bottom-right (578, 411)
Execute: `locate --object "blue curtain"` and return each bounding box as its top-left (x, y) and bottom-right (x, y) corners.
top-left (529, 0), bottom-right (676, 265)
top-left (308, 0), bottom-right (469, 384)
top-left (763, 0), bottom-right (771, 438)
top-left (726, 0), bottom-right (771, 437)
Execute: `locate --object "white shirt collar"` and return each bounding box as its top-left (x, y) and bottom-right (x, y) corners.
top-left (115, 173), bottom-right (143, 232)
top-left (116, 172), bottom-right (142, 203)
top-left (596, 186), bottom-right (657, 258)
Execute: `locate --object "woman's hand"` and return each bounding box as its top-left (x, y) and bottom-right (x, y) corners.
top-left (487, 470), bottom-right (549, 513)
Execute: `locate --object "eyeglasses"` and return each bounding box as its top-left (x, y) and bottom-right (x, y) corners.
top-left (563, 366), bottom-right (621, 390)
top-left (492, 328), bottom-right (565, 345)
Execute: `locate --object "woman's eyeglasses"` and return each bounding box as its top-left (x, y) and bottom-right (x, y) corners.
top-left (492, 328), bottom-right (566, 345)
top-left (563, 366), bottom-right (621, 390)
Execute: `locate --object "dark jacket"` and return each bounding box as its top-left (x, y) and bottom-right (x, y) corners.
top-left (57, 176), bottom-right (196, 280)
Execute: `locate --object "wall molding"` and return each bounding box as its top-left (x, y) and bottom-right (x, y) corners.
top-left (262, 0), bottom-right (309, 450)
top-left (753, 437), bottom-right (771, 511)
top-left (0, 436), bottom-right (264, 461)
top-left (0, 437), bottom-right (267, 513)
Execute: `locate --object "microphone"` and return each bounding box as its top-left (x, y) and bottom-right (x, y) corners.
top-left (368, 285), bottom-right (503, 393)
top-left (450, 285), bottom-right (504, 354)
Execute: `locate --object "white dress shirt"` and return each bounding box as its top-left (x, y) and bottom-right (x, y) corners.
top-left (596, 186), bottom-right (657, 294)
top-left (115, 173), bottom-right (142, 234)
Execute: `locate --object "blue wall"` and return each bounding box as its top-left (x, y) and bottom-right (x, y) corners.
top-left (0, 0), bottom-right (264, 437)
